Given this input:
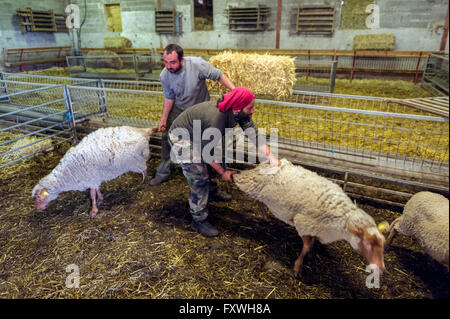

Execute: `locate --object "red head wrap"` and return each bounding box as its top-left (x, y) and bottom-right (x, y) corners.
top-left (218, 87), bottom-right (255, 113)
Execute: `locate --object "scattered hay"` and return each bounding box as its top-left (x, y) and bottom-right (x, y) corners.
top-left (69, 66), bottom-right (137, 74)
top-left (0, 132), bottom-right (53, 166)
top-left (353, 34), bottom-right (396, 50)
top-left (104, 36), bottom-right (132, 49)
top-left (207, 51), bottom-right (296, 98)
top-left (0, 152), bottom-right (448, 298)
top-left (28, 67), bottom-right (70, 77)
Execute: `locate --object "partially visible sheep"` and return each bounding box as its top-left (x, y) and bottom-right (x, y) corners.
top-left (386, 191), bottom-right (449, 267)
top-left (32, 126), bottom-right (155, 218)
top-left (233, 159), bottom-right (386, 276)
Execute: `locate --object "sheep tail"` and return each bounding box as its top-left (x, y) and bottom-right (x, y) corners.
top-left (138, 127), bottom-right (158, 140)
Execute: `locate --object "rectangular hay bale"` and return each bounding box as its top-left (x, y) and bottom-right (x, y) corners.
top-left (207, 51), bottom-right (296, 98)
top-left (353, 34), bottom-right (396, 50)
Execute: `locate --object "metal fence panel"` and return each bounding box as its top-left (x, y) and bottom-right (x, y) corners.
top-left (254, 92), bottom-right (448, 176)
top-left (0, 85), bottom-right (73, 169)
top-left (66, 54), bottom-right (155, 81)
top-left (422, 53), bottom-right (449, 95)
top-left (1, 73), bottom-right (447, 189)
top-left (294, 59), bottom-right (337, 93)
top-left (66, 85), bottom-right (164, 128)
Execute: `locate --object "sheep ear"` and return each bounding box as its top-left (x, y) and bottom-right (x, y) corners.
top-left (348, 225), bottom-right (364, 237)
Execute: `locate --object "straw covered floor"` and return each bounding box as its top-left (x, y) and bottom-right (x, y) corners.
top-left (0, 144), bottom-right (448, 299)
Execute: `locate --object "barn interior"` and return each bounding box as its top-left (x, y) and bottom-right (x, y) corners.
top-left (0, 0), bottom-right (448, 300)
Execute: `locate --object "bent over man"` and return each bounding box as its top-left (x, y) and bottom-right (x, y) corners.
top-left (168, 87), bottom-right (280, 237)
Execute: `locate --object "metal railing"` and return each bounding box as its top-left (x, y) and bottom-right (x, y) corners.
top-left (66, 54), bottom-right (156, 81)
top-left (0, 73), bottom-right (447, 193)
top-left (0, 85), bottom-right (74, 169)
top-left (254, 92), bottom-right (448, 176)
top-left (294, 59), bottom-right (337, 93)
top-left (65, 84), bottom-right (164, 128)
top-left (422, 53), bottom-right (449, 95)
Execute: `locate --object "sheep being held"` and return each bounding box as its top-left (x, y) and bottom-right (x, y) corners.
top-left (32, 126), bottom-right (155, 218)
top-left (233, 159), bottom-right (386, 276)
top-left (385, 191), bottom-right (449, 267)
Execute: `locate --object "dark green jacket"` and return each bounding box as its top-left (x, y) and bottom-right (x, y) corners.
top-left (169, 100), bottom-right (263, 161)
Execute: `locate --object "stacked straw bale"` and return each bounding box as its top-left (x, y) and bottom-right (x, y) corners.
top-left (207, 51), bottom-right (296, 98)
top-left (86, 50), bottom-right (123, 70)
top-left (353, 34), bottom-right (396, 50)
top-left (104, 36), bottom-right (132, 49)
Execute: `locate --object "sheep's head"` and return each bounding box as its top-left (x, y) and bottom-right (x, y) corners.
top-left (349, 225), bottom-right (386, 273)
top-left (32, 186), bottom-right (51, 211)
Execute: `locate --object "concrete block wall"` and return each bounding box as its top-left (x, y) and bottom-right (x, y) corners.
top-left (0, 0), bottom-right (448, 55)
top-left (0, 0), bottom-right (71, 54)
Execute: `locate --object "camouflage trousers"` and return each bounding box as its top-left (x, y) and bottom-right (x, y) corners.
top-left (180, 162), bottom-right (220, 222)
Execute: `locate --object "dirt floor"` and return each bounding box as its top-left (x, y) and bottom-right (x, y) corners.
top-left (0, 143), bottom-right (448, 299)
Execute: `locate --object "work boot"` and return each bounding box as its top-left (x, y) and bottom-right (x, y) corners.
top-left (191, 220), bottom-right (219, 237)
top-left (149, 175), bottom-right (169, 186)
top-left (209, 190), bottom-right (232, 202)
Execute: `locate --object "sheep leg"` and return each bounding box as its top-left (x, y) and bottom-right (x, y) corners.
top-left (385, 217), bottom-right (401, 250)
top-left (384, 229), bottom-right (398, 250)
top-left (96, 188), bottom-right (104, 206)
top-left (142, 168), bottom-right (147, 182)
top-left (257, 201), bottom-right (271, 222)
top-left (89, 188), bottom-right (99, 218)
top-left (294, 235), bottom-right (316, 277)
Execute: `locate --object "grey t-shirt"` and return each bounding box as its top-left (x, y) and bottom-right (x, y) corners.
top-left (160, 56), bottom-right (223, 110)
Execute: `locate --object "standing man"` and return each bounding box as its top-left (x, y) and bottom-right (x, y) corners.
top-left (150, 44), bottom-right (235, 188)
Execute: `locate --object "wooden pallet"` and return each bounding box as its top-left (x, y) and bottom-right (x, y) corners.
top-left (385, 96), bottom-right (449, 118)
top-left (227, 5), bottom-right (270, 32)
top-left (16, 8), bottom-right (68, 33)
top-left (296, 5), bottom-right (335, 35)
top-left (155, 10), bottom-right (177, 34)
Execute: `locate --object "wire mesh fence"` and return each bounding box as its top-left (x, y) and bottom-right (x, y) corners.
top-left (0, 72), bottom-right (91, 86)
top-left (65, 84), bottom-right (164, 128)
top-left (254, 92), bottom-right (448, 176)
top-left (293, 53), bottom-right (427, 71)
top-left (66, 54), bottom-right (156, 81)
top-left (422, 53), bottom-right (449, 95)
top-left (0, 72), bottom-right (448, 188)
top-left (294, 59), bottom-right (337, 93)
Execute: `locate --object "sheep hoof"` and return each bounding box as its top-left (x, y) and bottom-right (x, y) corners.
top-left (293, 269), bottom-right (303, 280)
top-left (293, 265), bottom-right (303, 279)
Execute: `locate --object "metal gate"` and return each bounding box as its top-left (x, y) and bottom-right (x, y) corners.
top-left (0, 72), bottom-right (448, 205)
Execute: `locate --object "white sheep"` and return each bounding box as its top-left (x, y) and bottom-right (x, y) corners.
top-left (385, 191), bottom-right (449, 267)
top-left (32, 126), bottom-right (155, 218)
top-left (233, 159), bottom-right (386, 276)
